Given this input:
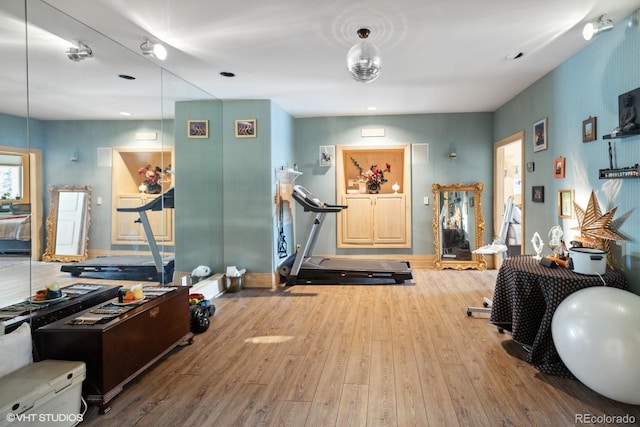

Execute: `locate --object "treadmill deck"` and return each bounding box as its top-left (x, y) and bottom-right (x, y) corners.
top-left (290, 256), bottom-right (413, 285)
top-left (61, 256), bottom-right (175, 283)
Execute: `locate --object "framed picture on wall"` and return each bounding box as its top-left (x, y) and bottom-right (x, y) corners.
top-left (532, 186), bottom-right (544, 203)
top-left (235, 119), bottom-right (257, 138)
top-left (582, 116), bottom-right (597, 142)
top-left (187, 120), bottom-right (208, 138)
top-left (533, 118), bottom-right (547, 152)
top-left (319, 145), bottom-right (335, 167)
top-left (558, 189), bottom-right (574, 218)
top-left (554, 157), bottom-right (565, 178)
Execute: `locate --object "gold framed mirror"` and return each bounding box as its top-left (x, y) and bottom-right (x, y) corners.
top-left (432, 182), bottom-right (487, 270)
top-left (43, 185), bottom-right (91, 262)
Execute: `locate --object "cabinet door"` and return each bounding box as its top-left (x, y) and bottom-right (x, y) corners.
top-left (148, 204), bottom-right (174, 243)
top-left (114, 195), bottom-right (146, 242)
top-left (374, 194), bottom-right (406, 243)
top-left (341, 195), bottom-right (374, 244)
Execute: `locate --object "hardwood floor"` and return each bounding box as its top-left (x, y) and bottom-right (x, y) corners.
top-left (4, 261), bottom-right (639, 425)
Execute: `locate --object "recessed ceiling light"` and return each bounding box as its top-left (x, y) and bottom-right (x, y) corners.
top-left (118, 74), bottom-right (136, 80)
top-left (220, 71), bottom-right (235, 77)
top-left (505, 52), bottom-right (524, 60)
top-left (367, 106), bottom-right (377, 111)
top-left (119, 112), bottom-right (132, 116)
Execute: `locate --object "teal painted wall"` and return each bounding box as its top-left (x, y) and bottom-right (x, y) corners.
top-left (0, 113), bottom-right (29, 149)
top-left (40, 119), bottom-right (173, 251)
top-left (270, 102), bottom-right (296, 269)
top-left (293, 113), bottom-right (494, 256)
top-left (174, 99), bottom-right (295, 275)
top-left (221, 100), bottom-right (276, 273)
top-left (494, 13), bottom-right (640, 293)
top-left (174, 99), bottom-right (224, 273)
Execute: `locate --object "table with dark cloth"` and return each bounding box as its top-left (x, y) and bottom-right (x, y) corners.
top-left (490, 255), bottom-right (628, 378)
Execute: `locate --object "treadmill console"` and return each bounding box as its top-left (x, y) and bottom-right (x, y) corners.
top-left (292, 185), bottom-right (345, 213)
top-left (293, 185), bottom-right (324, 208)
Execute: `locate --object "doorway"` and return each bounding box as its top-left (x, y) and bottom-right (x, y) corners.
top-left (494, 132), bottom-right (523, 257)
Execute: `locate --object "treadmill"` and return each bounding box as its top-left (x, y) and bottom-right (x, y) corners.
top-left (278, 185), bottom-right (412, 286)
top-left (61, 188), bottom-right (175, 284)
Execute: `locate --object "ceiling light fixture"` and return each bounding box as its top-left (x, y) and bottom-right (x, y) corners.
top-left (140, 39), bottom-right (167, 60)
top-left (583, 15), bottom-right (614, 41)
top-left (66, 42), bottom-right (93, 62)
top-left (346, 28), bottom-right (382, 83)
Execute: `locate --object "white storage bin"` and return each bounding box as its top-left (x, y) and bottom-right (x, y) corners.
top-left (0, 360), bottom-right (86, 427)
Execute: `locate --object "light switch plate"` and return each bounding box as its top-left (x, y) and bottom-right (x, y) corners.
top-left (423, 196), bottom-right (429, 205)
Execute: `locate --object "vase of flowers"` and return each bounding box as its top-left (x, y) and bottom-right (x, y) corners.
top-left (351, 157), bottom-right (391, 194)
top-left (138, 164), bottom-right (172, 194)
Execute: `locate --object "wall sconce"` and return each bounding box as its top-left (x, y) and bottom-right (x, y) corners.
top-left (140, 39), bottom-right (167, 60)
top-left (583, 15), bottom-right (614, 40)
top-left (66, 42), bottom-right (93, 62)
top-left (448, 144), bottom-right (457, 161)
top-left (70, 154), bottom-right (79, 163)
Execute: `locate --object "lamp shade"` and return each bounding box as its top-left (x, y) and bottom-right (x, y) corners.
top-left (346, 29), bottom-right (381, 83)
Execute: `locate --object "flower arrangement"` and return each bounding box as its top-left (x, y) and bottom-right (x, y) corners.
top-left (351, 157), bottom-right (391, 193)
top-left (138, 164), bottom-right (172, 194)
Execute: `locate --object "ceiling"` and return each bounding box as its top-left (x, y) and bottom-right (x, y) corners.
top-left (3, 0), bottom-right (640, 120)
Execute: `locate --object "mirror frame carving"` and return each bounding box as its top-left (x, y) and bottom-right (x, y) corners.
top-left (432, 182), bottom-right (487, 271)
top-left (43, 185), bottom-right (92, 262)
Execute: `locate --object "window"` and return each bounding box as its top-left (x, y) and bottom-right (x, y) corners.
top-left (0, 152), bottom-right (29, 202)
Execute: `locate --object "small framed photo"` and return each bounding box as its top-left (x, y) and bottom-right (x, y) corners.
top-left (532, 186), bottom-right (544, 203)
top-left (533, 118), bottom-right (547, 152)
top-left (526, 162), bottom-right (535, 173)
top-left (235, 119), bottom-right (257, 138)
top-left (319, 145), bottom-right (335, 167)
top-left (582, 116), bottom-right (597, 142)
top-left (554, 157), bottom-right (565, 178)
top-left (187, 120), bottom-right (208, 138)
top-left (558, 189), bottom-right (574, 218)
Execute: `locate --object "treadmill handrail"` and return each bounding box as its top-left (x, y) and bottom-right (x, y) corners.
top-left (117, 188), bottom-right (175, 212)
top-left (292, 185), bottom-right (346, 213)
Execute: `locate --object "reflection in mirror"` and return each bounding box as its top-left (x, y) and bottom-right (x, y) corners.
top-left (0, 0), bottom-right (221, 305)
top-left (43, 185), bottom-right (91, 262)
top-left (432, 182), bottom-right (486, 270)
top-left (0, 0), bottom-right (31, 317)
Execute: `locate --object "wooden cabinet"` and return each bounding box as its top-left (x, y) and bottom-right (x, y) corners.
top-left (3, 284), bottom-right (120, 334)
top-left (335, 143), bottom-right (412, 249)
top-left (339, 194), bottom-right (409, 247)
top-left (113, 194), bottom-right (174, 244)
top-left (34, 286), bottom-right (192, 413)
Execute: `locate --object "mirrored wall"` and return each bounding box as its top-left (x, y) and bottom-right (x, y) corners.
top-left (0, 0), bottom-right (221, 330)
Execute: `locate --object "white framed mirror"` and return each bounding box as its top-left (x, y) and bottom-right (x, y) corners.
top-left (43, 184), bottom-right (91, 262)
top-left (432, 182), bottom-right (487, 270)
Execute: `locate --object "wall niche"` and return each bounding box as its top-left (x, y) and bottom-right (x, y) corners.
top-left (111, 147), bottom-right (174, 246)
top-left (335, 144), bottom-right (412, 248)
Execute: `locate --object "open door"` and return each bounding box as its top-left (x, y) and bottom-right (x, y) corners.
top-left (494, 132), bottom-right (524, 259)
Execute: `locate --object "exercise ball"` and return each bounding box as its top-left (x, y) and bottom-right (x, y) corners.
top-left (552, 286), bottom-right (640, 404)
